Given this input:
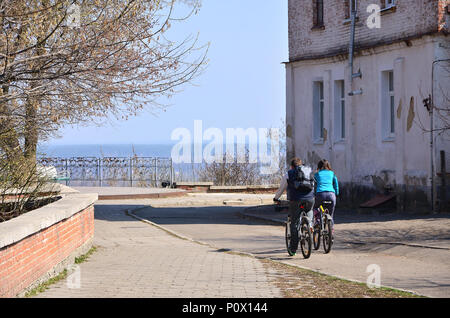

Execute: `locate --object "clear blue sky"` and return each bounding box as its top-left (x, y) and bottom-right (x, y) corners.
top-left (45, 0), bottom-right (288, 145)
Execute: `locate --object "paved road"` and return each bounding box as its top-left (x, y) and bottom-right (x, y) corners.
top-left (133, 197), bottom-right (450, 298)
top-left (37, 201), bottom-right (282, 298)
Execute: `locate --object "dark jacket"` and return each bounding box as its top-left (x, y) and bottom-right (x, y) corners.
top-left (287, 166), bottom-right (315, 201)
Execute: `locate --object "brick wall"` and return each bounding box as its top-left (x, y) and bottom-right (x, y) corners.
top-left (0, 204), bottom-right (94, 297)
top-left (288, 0), bottom-right (448, 61)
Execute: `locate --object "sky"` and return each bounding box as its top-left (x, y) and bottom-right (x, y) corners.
top-left (43, 0), bottom-right (288, 146)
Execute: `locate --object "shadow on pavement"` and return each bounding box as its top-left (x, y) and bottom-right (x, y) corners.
top-left (94, 204), bottom-right (147, 222)
top-left (93, 202), bottom-right (450, 250)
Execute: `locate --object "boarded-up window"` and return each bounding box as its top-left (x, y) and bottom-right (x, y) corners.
top-left (313, 0), bottom-right (324, 27)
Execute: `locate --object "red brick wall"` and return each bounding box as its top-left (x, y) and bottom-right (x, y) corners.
top-left (288, 0), bottom-right (447, 61)
top-left (0, 205), bottom-right (94, 297)
top-left (438, 0), bottom-right (449, 30)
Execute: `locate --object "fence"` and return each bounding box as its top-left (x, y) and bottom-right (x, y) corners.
top-left (38, 157), bottom-right (174, 187)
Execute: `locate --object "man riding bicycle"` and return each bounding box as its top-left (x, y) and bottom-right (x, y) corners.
top-left (273, 158), bottom-right (315, 256)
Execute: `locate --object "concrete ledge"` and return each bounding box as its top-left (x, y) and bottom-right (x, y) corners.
top-left (72, 186), bottom-right (187, 201)
top-left (208, 185), bottom-right (279, 193)
top-left (175, 182), bottom-right (212, 193)
top-left (176, 182), bottom-right (214, 187)
top-left (174, 183), bottom-right (280, 194)
top-left (0, 193), bottom-right (97, 249)
top-left (210, 186), bottom-right (247, 191)
top-left (98, 191), bottom-right (186, 200)
top-left (1, 183), bottom-right (79, 197)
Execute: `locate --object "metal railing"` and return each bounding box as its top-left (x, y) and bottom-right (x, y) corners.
top-left (38, 157), bottom-right (174, 187)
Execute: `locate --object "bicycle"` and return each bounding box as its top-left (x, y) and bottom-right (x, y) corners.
top-left (312, 200), bottom-right (334, 253)
top-left (282, 201), bottom-right (312, 259)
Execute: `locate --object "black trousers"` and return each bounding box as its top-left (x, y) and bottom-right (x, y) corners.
top-left (288, 198), bottom-right (315, 253)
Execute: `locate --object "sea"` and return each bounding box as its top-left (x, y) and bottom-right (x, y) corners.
top-left (37, 143), bottom-right (175, 158)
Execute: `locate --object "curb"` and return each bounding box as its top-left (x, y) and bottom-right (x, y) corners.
top-left (237, 212), bottom-right (286, 225)
top-left (240, 208), bottom-right (450, 251)
top-left (126, 205), bottom-right (425, 298)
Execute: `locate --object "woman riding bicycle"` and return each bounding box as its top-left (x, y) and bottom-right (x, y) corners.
top-left (314, 159), bottom-right (339, 227)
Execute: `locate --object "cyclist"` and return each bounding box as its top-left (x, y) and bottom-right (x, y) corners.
top-left (314, 159), bottom-right (339, 229)
top-left (274, 157), bottom-right (315, 255)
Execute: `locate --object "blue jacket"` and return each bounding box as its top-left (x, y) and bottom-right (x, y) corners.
top-left (314, 170), bottom-right (339, 195)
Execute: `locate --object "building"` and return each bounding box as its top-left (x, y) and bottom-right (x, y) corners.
top-left (285, 0), bottom-right (449, 211)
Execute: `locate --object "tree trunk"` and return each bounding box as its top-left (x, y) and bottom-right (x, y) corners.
top-left (0, 85), bottom-right (23, 161)
top-left (24, 98), bottom-right (38, 163)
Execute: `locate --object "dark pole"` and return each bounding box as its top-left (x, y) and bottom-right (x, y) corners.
top-left (440, 151), bottom-right (446, 212)
top-left (430, 59), bottom-right (450, 212)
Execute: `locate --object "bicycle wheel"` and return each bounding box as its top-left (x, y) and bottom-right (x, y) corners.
top-left (300, 218), bottom-right (312, 259)
top-left (313, 225), bottom-right (321, 250)
top-left (323, 219), bottom-right (333, 254)
top-left (285, 220), bottom-right (296, 256)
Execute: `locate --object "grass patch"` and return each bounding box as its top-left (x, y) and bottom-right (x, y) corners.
top-left (75, 246), bottom-right (97, 264)
top-left (25, 269), bottom-right (68, 297)
top-left (261, 259), bottom-right (425, 298)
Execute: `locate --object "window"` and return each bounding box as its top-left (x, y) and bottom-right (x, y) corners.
top-left (313, 0), bottom-right (324, 27)
top-left (313, 81), bottom-right (325, 141)
top-left (381, 70), bottom-right (395, 139)
top-left (349, 0), bottom-right (357, 15)
top-left (348, 0), bottom-right (358, 13)
top-left (334, 80), bottom-right (346, 141)
top-left (388, 71), bottom-right (395, 134)
top-left (381, 0), bottom-right (395, 9)
top-left (344, 0), bottom-right (358, 20)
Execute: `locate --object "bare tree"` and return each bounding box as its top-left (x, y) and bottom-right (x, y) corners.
top-left (0, 0), bottom-right (207, 162)
top-left (0, 153), bottom-right (59, 222)
top-left (197, 151), bottom-right (261, 186)
top-left (416, 60), bottom-right (450, 137)
top-left (431, 60), bottom-right (450, 136)
top-left (260, 119), bottom-right (287, 185)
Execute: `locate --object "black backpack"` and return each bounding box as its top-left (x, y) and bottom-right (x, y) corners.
top-left (292, 165), bottom-right (314, 192)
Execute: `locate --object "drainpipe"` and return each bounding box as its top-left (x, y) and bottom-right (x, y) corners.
top-left (348, 3), bottom-right (362, 96)
top-left (430, 59), bottom-right (450, 213)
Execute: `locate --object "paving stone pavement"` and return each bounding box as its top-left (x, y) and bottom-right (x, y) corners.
top-left (36, 202), bottom-right (282, 298)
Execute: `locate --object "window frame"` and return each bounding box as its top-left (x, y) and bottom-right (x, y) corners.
top-left (388, 71), bottom-right (395, 135)
top-left (313, 0), bottom-right (324, 28)
top-left (381, 70), bottom-right (395, 141)
top-left (313, 81), bottom-right (325, 143)
top-left (349, 0), bottom-right (358, 15)
top-left (380, 0), bottom-right (397, 14)
top-left (334, 80), bottom-right (346, 142)
top-left (382, 0), bottom-right (396, 9)
top-left (343, 0), bottom-right (359, 23)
